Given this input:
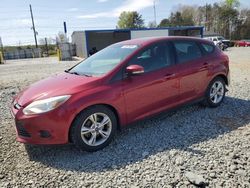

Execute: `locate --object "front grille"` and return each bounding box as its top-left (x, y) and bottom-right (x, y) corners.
top-left (16, 121), bottom-right (31, 137)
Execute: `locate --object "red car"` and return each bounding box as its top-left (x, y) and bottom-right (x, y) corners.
top-left (11, 37), bottom-right (230, 151)
top-left (235, 40), bottom-right (250, 47)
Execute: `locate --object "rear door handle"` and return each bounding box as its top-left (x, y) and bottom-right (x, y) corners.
top-left (200, 62), bottom-right (209, 70)
top-left (164, 73), bottom-right (176, 80)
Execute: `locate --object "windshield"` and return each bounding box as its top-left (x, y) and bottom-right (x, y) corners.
top-left (69, 44), bottom-right (139, 77)
top-left (218, 37), bottom-right (225, 40)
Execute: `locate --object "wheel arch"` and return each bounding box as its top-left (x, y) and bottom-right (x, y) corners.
top-left (68, 103), bottom-right (121, 143)
top-left (211, 74), bottom-right (228, 86)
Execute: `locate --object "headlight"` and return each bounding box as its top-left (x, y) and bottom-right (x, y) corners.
top-left (23, 95), bottom-right (71, 115)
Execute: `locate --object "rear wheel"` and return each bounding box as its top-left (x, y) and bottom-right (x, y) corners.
top-left (203, 77), bottom-right (226, 108)
top-left (70, 106), bottom-right (117, 152)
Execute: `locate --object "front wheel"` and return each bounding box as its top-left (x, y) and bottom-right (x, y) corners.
top-left (203, 77), bottom-right (226, 108)
top-left (70, 106), bottom-right (117, 152)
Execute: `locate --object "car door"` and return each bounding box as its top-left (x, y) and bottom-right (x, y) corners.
top-left (171, 40), bottom-right (209, 103)
top-left (122, 42), bottom-right (180, 123)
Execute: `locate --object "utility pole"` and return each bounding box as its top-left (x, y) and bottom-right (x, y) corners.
top-left (29, 4), bottom-right (38, 48)
top-left (0, 37), bottom-right (3, 54)
top-left (63, 21), bottom-right (68, 42)
top-left (153, 0), bottom-right (157, 27)
top-left (205, 3), bottom-right (208, 31)
top-left (63, 21), bottom-right (67, 35)
top-left (45, 37), bottom-right (49, 56)
top-left (0, 37), bottom-right (4, 62)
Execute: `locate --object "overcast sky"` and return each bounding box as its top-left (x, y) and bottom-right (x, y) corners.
top-left (0, 0), bottom-right (249, 46)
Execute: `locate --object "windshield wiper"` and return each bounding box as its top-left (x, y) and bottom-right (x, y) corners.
top-left (82, 73), bottom-right (92, 77)
top-left (65, 69), bottom-right (92, 77)
top-left (70, 71), bottom-right (80, 75)
top-left (65, 70), bottom-right (79, 75)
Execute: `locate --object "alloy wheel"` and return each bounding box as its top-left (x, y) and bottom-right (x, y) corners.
top-left (209, 81), bottom-right (224, 104)
top-left (80, 113), bottom-right (112, 146)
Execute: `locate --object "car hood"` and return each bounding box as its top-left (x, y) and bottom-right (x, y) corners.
top-left (16, 73), bottom-right (101, 106)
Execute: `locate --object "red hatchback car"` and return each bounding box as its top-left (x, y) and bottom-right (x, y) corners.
top-left (11, 37), bottom-right (230, 151)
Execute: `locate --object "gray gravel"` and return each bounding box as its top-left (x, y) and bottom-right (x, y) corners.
top-left (0, 49), bottom-right (250, 187)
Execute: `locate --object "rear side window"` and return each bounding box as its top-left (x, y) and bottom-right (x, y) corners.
top-left (173, 41), bottom-right (202, 64)
top-left (201, 43), bottom-right (214, 54)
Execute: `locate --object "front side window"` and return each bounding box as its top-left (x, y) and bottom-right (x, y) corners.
top-left (69, 44), bottom-right (139, 77)
top-left (128, 42), bottom-right (174, 73)
top-left (173, 41), bottom-right (202, 64)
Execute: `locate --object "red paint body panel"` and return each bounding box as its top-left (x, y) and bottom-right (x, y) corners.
top-left (122, 65), bottom-right (180, 122)
top-left (235, 40), bottom-right (250, 47)
top-left (10, 36), bottom-right (230, 145)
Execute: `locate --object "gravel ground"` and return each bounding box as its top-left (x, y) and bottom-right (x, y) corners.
top-left (0, 49), bottom-right (249, 187)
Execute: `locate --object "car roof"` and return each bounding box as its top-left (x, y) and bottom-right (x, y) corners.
top-left (116, 36), bottom-right (213, 47)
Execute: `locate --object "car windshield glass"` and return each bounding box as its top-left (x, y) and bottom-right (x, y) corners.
top-left (218, 37), bottom-right (224, 40)
top-left (69, 44), bottom-right (139, 77)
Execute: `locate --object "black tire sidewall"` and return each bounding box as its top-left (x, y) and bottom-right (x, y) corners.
top-left (70, 106), bottom-right (117, 152)
top-left (205, 77), bottom-right (226, 108)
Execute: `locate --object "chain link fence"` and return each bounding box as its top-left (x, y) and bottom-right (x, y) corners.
top-left (3, 48), bottom-right (42, 60)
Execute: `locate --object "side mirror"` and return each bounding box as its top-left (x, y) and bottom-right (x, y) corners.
top-left (126, 65), bottom-right (144, 76)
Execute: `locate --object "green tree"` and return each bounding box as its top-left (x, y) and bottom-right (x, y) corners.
top-left (159, 11), bottom-right (194, 27)
top-left (219, 0), bottom-right (240, 38)
top-left (179, 5), bottom-right (196, 26)
top-left (225, 0), bottom-right (240, 8)
top-left (232, 9), bottom-right (250, 39)
top-left (158, 18), bottom-right (171, 27)
top-left (158, 0), bottom-right (249, 40)
top-left (117, 11), bottom-right (145, 29)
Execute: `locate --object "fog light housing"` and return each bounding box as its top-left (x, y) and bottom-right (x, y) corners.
top-left (39, 130), bottom-right (51, 138)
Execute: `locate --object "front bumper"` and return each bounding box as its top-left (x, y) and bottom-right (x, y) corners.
top-left (10, 102), bottom-right (72, 145)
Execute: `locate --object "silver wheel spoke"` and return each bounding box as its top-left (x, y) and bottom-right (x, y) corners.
top-left (99, 116), bottom-right (110, 128)
top-left (217, 82), bottom-right (222, 91)
top-left (89, 132), bottom-right (97, 145)
top-left (217, 90), bottom-right (224, 96)
top-left (99, 129), bottom-right (109, 138)
top-left (81, 127), bottom-right (91, 135)
top-left (212, 84), bottom-right (217, 91)
top-left (213, 94), bottom-right (218, 103)
top-left (89, 114), bottom-right (97, 124)
top-left (210, 91), bottom-right (216, 98)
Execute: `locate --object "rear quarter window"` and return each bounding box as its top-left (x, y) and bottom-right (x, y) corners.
top-left (201, 43), bottom-right (214, 54)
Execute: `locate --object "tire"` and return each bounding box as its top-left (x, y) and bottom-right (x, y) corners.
top-left (203, 77), bottom-right (226, 108)
top-left (70, 105), bottom-right (117, 152)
